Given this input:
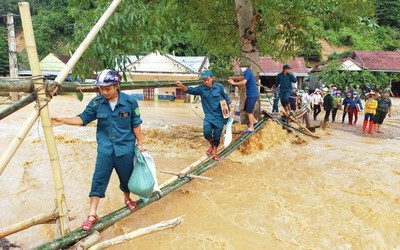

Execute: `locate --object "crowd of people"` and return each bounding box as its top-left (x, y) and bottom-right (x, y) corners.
top-left (277, 83), bottom-right (393, 134)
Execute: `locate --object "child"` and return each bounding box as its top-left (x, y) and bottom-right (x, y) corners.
top-left (362, 91), bottom-right (378, 134)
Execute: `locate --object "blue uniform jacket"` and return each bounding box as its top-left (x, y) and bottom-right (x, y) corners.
top-left (186, 83), bottom-right (232, 123)
top-left (78, 91), bottom-right (142, 157)
top-left (275, 72), bottom-right (297, 92)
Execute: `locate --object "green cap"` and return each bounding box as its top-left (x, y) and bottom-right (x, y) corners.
top-left (200, 70), bottom-right (213, 79)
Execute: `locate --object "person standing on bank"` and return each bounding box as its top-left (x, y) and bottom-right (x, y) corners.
top-left (373, 88), bottom-right (392, 133)
top-left (176, 70), bottom-right (233, 161)
top-left (273, 64), bottom-right (297, 117)
top-left (362, 91), bottom-right (378, 134)
top-left (51, 69), bottom-right (143, 231)
top-left (323, 89), bottom-right (333, 123)
top-left (331, 90), bottom-right (342, 123)
top-left (228, 59), bottom-right (259, 132)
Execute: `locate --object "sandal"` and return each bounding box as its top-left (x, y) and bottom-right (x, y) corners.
top-left (81, 214), bottom-right (98, 231)
top-left (213, 154), bottom-right (220, 161)
top-left (206, 146), bottom-right (213, 157)
top-left (125, 198), bottom-right (138, 212)
top-left (244, 128), bottom-right (254, 133)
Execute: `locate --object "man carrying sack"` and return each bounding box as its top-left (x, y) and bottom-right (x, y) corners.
top-left (51, 69), bottom-right (143, 231)
top-left (176, 70), bottom-right (233, 161)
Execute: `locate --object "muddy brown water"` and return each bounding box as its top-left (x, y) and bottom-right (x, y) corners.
top-left (1, 94), bottom-right (400, 249)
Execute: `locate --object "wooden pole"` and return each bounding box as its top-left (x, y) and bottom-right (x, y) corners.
top-left (87, 216), bottom-right (184, 250)
top-left (18, 2), bottom-right (70, 235)
top-left (0, 210), bottom-right (58, 238)
top-left (0, 109), bottom-right (39, 175)
top-left (6, 13), bottom-right (19, 101)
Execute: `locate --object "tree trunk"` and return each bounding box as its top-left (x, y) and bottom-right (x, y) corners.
top-left (234, 0), bottom-right (261, 124)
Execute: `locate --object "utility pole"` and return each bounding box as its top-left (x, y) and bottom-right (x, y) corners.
top-left (7, 13), bottom-right (19, 101)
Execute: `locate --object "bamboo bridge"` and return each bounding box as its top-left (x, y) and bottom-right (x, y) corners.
top-left (0, 1), bottom-right (318, 249)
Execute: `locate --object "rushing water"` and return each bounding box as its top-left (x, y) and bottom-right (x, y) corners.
top-left (1, 94), bottom-right (400, 249)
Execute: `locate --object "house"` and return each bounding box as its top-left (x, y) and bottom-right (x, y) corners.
top-left (311, 51), bottom-right (400, 95)
top-left (351, 51), bottom-right (400, 73)
top-left (123, 51), bottom-right (209, 101)
top-left (339, 57), bottom-right (363, 71)
top-left (234, 57), bottom-right (309, 91)
top-left (18, 53), bottom-right (73, 81)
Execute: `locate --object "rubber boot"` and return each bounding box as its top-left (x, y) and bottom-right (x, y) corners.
top-left (206, 139), bottom-right (213, 156)
top-left (213, 146), bottom-right (220, 161)
top-left (368, 121), bottom-right (374, 134)
top-left (362, 120), bottom-right (367, 134)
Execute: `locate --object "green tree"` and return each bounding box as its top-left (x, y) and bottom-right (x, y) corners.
top-left (0, 26), bottom-right (9, 76)
top-left (68, 0), bottom-right (374, 77)
top-left (32, 0), bottom-right (74, 58)
top-left (375, 0), bottom-right (400, 27)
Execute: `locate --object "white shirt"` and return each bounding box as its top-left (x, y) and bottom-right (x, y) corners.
top-left (312, 94), bottom-right (323, 105)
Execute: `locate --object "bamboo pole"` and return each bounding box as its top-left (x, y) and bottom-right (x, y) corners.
top-left (0, 78), bottom-right (33, 92)
top-left (19, 2), bottom-right (70, 235)
top-left (0, 109), bottom-right (39, 175)
top-left (0, 92), bottom-right (36, 120)
top-left (0, 79), bottom-right (202, 93)
top-left (158, 154), bottom-right (209, 189)
top-left (67, 232), bottom-right (101, 250)
top-left (53, 0), bottom-right (122, 86)
top-left (0, 210), bottom-right (58, 238)
top-left (87, 216), bottom-right (184, 250)
top-left (160, 169), bottom-right (214, 181)
top-left (32, 117), bottom-right (268, 250)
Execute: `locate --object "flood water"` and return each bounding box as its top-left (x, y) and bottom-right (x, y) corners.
top-left (1, 94), bottom-right (400, 249)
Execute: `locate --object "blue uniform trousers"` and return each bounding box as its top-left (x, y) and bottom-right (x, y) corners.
top-left (203, 119), bottom-right (224, 147)
top-left (89, 150), bottom-right (134, 198)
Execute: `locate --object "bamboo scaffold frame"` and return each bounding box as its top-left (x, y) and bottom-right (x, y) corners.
top-left (0, 79), bottom-right (203, 120)
top-left (0, 0), bottom-right (123, 237)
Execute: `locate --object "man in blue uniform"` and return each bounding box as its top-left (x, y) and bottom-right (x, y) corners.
top-left (274, 64), bottom-right (297, 116)
top-left (51, 69), bottom-right (143, 231)
top-left (176, 70), bottom-right (233, 161)
top-left (228, 59), bottom-right (259, 132)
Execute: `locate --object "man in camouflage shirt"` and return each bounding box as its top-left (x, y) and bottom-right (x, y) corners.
top-left (373, 88), bottom-right (392, 133)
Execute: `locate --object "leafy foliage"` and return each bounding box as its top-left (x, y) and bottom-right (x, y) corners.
top-left (32, 0), bottom-right (74, 58)
top-left (375, 0), bottom-right (400, 27)
top-left (67, 0), bottom-right (375, 77)
top-left (0, 26), bottom-right (9, 76)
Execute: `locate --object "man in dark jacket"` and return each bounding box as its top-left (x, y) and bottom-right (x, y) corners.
top-left (274, 64), bottom-right (297, 116)
top-left (323, 90), bottom-right (334, 123)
